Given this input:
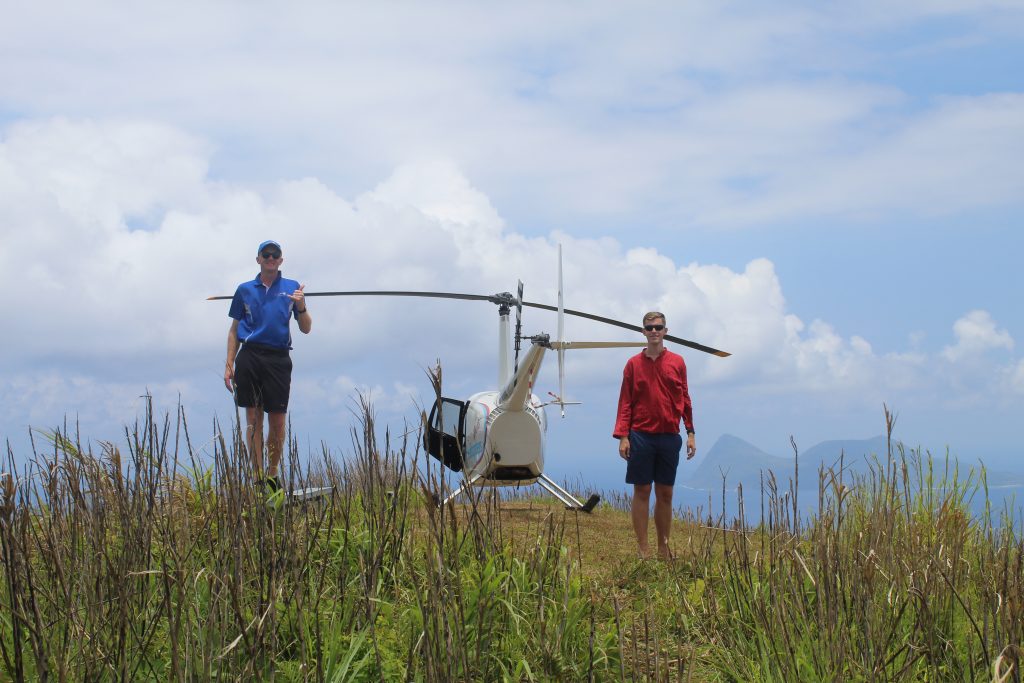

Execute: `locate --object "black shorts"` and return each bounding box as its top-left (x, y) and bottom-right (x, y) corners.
top-left (233, 343), bottom-right (292, 413)
top-left (625, 431), bottom-right (682, 486)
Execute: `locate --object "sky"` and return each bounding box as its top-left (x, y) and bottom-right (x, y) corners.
top-left (2, 1), bottom-right (1023, 492)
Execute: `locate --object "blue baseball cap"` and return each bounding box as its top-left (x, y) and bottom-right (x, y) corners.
top-left (257, 240), bottom-right (281, 254)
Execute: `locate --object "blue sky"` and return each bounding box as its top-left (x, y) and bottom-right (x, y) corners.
top-left (2, 2), bottom-right (1022, 491)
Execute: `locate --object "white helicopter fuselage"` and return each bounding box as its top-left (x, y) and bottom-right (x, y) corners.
top-left (462, 388), bottom-right (548, 484)
top-left (426, 321), bottom-right (632, 511)
top-left (463, 335), bottom-right (551, 484)
top-left (430, 301), bottom-right (647, 490)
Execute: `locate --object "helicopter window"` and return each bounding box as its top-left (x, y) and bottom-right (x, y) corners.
top-left (439, 399), bottom-right (463, 438)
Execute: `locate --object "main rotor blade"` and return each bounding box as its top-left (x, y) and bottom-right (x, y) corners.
top-left (207, 290), bottom-right (501, 303)
top-left (205, 288), bottom-right (731, 357)
top-left (522, 301), bottom-right (731, 357)
top-left (551, 341), bottom-right (647, 350)
top-left (557, 245), bottom-right (565, 417)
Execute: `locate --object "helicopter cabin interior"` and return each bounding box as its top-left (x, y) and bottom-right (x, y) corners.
top-left (424, 397), bottom-right (465, 471)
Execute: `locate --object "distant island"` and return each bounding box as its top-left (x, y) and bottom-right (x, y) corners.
top-left (683, 433), bottom-right (1024, 491)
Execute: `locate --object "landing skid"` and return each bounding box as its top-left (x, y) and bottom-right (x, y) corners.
top-left (267, 485), bottom-right (334, 508)
top-left (434, 473), bottom-right (600, 513)
top-left (288, 485), bottom-right (334, 502)
top-left (537, 474), bottom-right (600, 512)
top-left (437, 473), bottom-right (484, 508)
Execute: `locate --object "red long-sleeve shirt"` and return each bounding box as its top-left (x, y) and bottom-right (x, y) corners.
top-left (613, 349), bottom-right (693, 438)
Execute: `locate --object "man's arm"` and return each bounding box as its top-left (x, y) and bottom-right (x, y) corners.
top-left (677, 357), bottom-right (694, 434)
top-left (224, 319), bottom-right (239, 392)
top-left (678, 357), bottom-right (696, 459)
top-left (613, 361), bottom-right (634, 459)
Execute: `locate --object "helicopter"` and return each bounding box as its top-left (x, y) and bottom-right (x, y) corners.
top-left (209, 247), bottom-right (730, 510)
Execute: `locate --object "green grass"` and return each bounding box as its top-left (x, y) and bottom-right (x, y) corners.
top-left (1, 403), bottom-right (1021, 681)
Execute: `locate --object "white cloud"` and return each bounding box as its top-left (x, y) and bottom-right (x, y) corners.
top-left (1, 371), bottom-right (195, 442)
top-left (3, 117), bottom-right (1022, 458)
top-left (699, 92), bottom-right (1024, 226)
top-left (0, 0), bottom-right (1018, 479)
top-left (1009, 360), bottom-right (1024, 394)
top-left (942, 309), bottom-right (1015, 362)
top-left (837, 0), bottom-right (1024, 27)
top-left (1, 117), bottom-right (208, 221)
top-left (1, 4), bottom-right (1019, 233)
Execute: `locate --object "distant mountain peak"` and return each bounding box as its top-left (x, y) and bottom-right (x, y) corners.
top-left (683, 433), bottom-right (887, 490)
top-left (706, 434), bottom-right (782, 459)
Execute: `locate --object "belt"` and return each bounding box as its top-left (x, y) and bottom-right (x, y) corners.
top-left (241, 341), bottom-right (290, 356)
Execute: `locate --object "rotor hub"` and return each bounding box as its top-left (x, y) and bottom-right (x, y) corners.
top-left (526, 333), bottom-right (551, 347)
top-left (492, 291), bottom-right (517, 315)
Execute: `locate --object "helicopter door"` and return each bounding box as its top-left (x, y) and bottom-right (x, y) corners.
top-left (424, 397), bottom-right (466, 471)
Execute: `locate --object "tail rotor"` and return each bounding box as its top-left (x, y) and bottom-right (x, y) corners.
top-left (513, 280), bottom-right (524, 373)
top-left (557, 245), bottom-right (566, 417)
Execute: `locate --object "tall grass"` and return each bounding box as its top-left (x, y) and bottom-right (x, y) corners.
top-left (0, 397), bottom-right (612, 681)
top-left (661, 406), bottom-right (1024, 682)
top-left (2, 400), bottom-right (1021, 681)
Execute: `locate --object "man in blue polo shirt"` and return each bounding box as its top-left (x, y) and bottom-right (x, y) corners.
top-left (224, 240), bottom-right (312, 492)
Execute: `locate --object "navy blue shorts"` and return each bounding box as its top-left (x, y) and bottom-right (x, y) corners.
top-left (625, 431), bottom-right (682, 486)
top-left (233, 343), bottom-right (292, 413)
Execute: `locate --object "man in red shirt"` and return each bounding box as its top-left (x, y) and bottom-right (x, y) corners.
top-left (613, 311), bottom-right (696, 559)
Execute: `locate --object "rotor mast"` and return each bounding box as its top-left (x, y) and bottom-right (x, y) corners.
top-left (496, 294), bottom-right (514, 389)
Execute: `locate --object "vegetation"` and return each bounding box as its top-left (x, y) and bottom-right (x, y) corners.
top-left (1, 404), bottom-right (1021, 681)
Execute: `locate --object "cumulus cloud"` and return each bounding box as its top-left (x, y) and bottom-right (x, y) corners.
top-left (1, 4), bottom-right (1020, 233)
top-left (698, 92), bottom-right (1024, 226)
top-left (3, 118), bottom-right (1022, 457)
top-left (1009, 360), bottom-right (1024, 394)
top-left (942, 309), bottom-right (1015, 362)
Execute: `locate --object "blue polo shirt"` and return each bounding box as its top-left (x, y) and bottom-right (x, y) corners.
top-left (229, 272), bottom-right (302, 349)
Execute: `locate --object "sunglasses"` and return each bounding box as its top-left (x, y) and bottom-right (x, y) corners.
top-left (261, 251), bottom-right (282, 260)
top-left (644, 324), bottom-right (665, 332)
